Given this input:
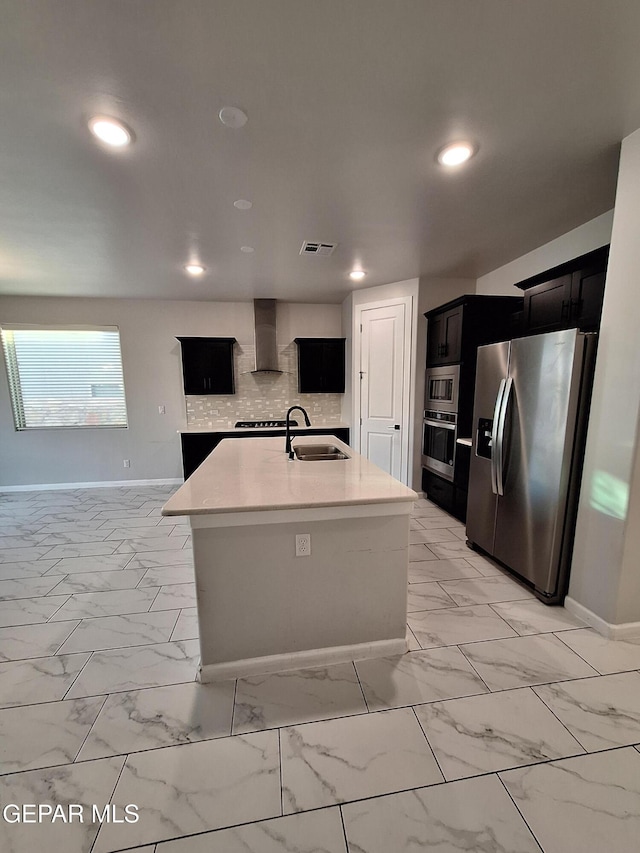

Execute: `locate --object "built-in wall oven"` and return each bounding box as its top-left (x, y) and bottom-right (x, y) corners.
top-left (422, 410), bottom-right (457, 481)
top-left (422, 364), bottom-right (460, 482)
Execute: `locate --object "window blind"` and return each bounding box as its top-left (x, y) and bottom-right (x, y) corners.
top-left (1, 327), bottom-right (128, 430)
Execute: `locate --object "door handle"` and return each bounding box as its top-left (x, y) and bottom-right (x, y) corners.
top-left (425, 419), bottom-right (455, 431)
top-left (490, 379), bottom-right (506, 495)
top-left (495, 377), bottom-right (513, 497)
top-left (386, 425), bottom-right (401, 430)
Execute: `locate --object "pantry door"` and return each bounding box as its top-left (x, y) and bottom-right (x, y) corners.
top-left (356, 297), bottom-right (412, 482)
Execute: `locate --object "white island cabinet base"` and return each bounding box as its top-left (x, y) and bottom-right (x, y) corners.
top-left (162, 436), bottom-right (416, 681)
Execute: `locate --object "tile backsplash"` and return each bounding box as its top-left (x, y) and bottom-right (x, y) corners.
top-left (185, 343), bottom-right (343, 427)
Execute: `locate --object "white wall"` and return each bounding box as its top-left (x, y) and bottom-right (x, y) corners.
top-left (476, 211), bottom-right (614, 296)
top-left (570, 128), bottom-right (640, 626)
top-left (0, 297), bottom-right (341, 487)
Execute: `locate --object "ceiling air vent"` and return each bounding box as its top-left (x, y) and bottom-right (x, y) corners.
top-left (300, 241), bottom-right (337, 257)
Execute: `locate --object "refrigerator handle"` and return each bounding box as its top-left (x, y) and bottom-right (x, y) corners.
top-left (490, 379), bottom-right (507, 495)
top-left (495, 377), bottom-right (513, 497)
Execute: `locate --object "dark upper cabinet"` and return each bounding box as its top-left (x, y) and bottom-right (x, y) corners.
top-left (425, 296), bottom-right (522, 369)
top-left (294, 338), bottom-right (345, 393)
top-left (518, 246), bottom-right (609, 335)
top-left (522, 274), bottom-right (572, 334)
top-left (570, 265), bottom-right (606, 331)
top-left (177, 337), bottom-right (236, 395)
top-left (426, 305), bottom-right (463, 365)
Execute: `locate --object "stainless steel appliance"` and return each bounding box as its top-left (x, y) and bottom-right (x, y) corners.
top-left (422, 409), bottom-right (457, 482)
top-left (466, 328), bottom-right (596, 603)
top-left (422, 364), bottom-right (461, 482)
top-left (235, 420), bottom-right (297, 428)
top-left (425, 364), bottom-right (460, 413)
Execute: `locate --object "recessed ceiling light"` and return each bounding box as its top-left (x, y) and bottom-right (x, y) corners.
top-left (350, 270), bottom-right (366, 280)
top-left (88, 115), bottom-right (133, 148)
top-left (219, 106), bottom-right (248, 128)
top-left (184, 263), bottom-right (206, 277)
top-left (436, 141), bottom-right (476, 167)
top-left (234, 199), bottom-right (253, 210)
top-left (240, 246), bottom-right (254, 254)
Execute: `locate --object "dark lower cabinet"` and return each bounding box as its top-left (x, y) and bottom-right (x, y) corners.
top-left (181, 428), bottom-right (350, 479)
top-left (422, 468), bottom-right (468, 523)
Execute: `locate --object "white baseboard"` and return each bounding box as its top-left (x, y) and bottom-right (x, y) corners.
top-left (198, 637), bottom-right (407, 682)
top-left (0, 478), bottom-right (183, 493)
top-left (564, 596), bottom-right (640, 639)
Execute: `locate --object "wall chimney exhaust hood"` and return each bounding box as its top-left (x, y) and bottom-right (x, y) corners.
top-left (252, 299), bottom-right (282, 373)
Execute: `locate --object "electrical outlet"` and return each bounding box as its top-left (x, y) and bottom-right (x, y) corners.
top-left (123, 459), bottom-right (130, 468)
top-left (295, 533), bottom-right (311, 557)
top-left (158, 405), bottom-right (166, 415)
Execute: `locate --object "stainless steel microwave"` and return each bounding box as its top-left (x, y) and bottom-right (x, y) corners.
top-left (425, 364), bottom-right (460, 414)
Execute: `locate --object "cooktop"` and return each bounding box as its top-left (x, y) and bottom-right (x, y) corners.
top-left (234, 420), bottom-right (299, 428)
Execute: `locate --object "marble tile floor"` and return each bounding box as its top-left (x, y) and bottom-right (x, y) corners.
top-left (1, 486), bottom-right (640, 851)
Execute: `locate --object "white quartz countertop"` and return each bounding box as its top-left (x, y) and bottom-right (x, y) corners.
top-left (162, 435), bottom-right (417, 516)
top-left (180, 422), bottom-right (349, 434)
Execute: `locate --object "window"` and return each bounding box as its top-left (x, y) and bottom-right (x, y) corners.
top-left (1, 325), bottom-right (128, 430)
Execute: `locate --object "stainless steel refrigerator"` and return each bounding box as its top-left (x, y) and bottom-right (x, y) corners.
top-left (466, 328), bottom-right (597, 603)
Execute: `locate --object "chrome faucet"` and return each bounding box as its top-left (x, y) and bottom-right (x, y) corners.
top-left (285, 406), bottom-right (311, 458)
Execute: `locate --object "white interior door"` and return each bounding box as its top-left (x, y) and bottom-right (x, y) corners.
top-left (358, 302), bottom-right (407, 480)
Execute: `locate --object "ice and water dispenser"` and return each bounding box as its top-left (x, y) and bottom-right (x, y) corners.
top-left (476, 417), bottom-right (493, 459)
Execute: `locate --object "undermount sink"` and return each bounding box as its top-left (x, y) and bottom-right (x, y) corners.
top-left (293, 444), bottom-right (349, 461)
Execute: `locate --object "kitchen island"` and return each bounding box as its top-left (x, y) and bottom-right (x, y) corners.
top-left (179, 422), bottom-right (350, 478)
top-left (162, 434), bottom-right (417, 681)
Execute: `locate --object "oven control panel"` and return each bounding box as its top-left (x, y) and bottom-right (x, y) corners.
top-left (424, 410), bottom-right (456, 424)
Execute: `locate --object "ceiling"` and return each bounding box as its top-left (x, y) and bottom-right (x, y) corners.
top-left (1, 0), bottom-right (640, 304)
